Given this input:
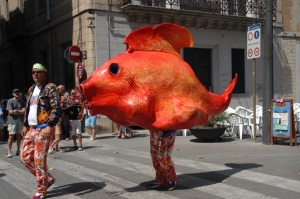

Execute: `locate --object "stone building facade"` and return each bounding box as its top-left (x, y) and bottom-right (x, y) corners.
top-left (0, 0), bottom-right (292, 113)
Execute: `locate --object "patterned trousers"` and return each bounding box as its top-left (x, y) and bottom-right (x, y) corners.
top-left (20, 126), bottom-right (55, 196)
top-left (150, 131), bottom-right (177, 187)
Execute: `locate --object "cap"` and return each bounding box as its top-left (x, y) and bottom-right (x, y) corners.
top-left (12, 88), bottom-right (20, 93)
top-left (32, 63), bottom-right (47, 72)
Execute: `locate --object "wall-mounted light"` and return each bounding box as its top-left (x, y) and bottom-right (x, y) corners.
top-left (88, 17), bottom-right (95, 28)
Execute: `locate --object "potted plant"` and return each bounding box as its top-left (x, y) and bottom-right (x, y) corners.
top-left (189, 112), bottom-right (230, 141)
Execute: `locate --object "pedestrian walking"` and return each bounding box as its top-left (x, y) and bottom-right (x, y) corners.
top-left (20, 63), bottom-right (61, 199)
top-left (6, 88), bottom-right (26, 158)
top-left (147, 130), bottom-right (177, 191)
top-left (48, 112), bottom-right (64, 154)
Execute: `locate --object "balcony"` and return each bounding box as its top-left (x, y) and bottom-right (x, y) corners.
top-left (121, 0), bottom-right (277, 30)
top-left (5, 13), bottom-right (30, 44)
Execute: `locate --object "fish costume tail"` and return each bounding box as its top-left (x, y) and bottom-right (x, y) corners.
top-left (207, 74), bottom-right (238, 119)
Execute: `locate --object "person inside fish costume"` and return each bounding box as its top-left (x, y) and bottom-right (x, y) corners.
top-left (78, 23), bottom-right (238, 191)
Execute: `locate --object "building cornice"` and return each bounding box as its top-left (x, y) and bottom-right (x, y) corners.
top-left (121, 5), bottom-right (265, 31)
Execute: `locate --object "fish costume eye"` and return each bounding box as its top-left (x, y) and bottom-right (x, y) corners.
top-left (109, 63), bottom-right (120, 75)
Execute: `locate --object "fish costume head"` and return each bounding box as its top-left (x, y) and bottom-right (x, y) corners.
top-left (78, 23), bottom-right (237, 131)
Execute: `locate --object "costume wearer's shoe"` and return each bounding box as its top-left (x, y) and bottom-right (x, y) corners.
top-left (46, 178), bottom-right (56, 189)
top-left (168, 180), bottom-right (177, 191)
top-left (32, 193), bottom-right (44, 199)
top-left (146, 181), bottom-right (164, 189)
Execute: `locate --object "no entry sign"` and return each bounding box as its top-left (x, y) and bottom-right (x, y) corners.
top-left (247, 23), bottom-right (261, 59)
top-left (68, 45), bottom-right (81, 63)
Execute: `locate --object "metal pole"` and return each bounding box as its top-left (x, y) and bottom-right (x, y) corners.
top-left (262, 0), bottom-right (273, 144)
top-left (253, 58), bottom-right (256, 142)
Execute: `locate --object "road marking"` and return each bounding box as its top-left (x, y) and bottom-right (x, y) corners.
top-left (48, 158), bottom-right (179, 199)
top-left (0, 159), bottom-right (81, 199)
top-left (96, 143), bottom-right (300, 194)
top-left (65, 149), bottom-right (276, 199)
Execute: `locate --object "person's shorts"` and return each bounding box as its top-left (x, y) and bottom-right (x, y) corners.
top-left (85, 115), bottom-right (97, 128)
top-left (7, 124), bottom-right (23, 135)
top-left (0, 123), bottom-right (3, 129)
top-left (55, 123), bottom-right (62, 135)
top-left (120, 125), bottom-right (126, 133)
top-left (69, 120), bottom-right (82, 136)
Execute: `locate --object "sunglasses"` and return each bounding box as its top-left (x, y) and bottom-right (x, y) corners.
top-left (32, 71), bottom-right (44, 74)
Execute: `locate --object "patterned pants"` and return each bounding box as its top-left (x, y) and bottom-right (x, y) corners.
top-left (20, 127), bottom-right (55, 196)
top-left (150, 131), bottom-right (177, 187)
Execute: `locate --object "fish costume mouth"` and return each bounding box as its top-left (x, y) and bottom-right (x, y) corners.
top-left (78, 23), bottom-right (238, 131)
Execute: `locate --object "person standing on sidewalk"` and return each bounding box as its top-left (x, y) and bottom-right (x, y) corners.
top-left (6, 89), bottom-right (26, 158)
top-left (65, 89), bottom-right (84, 151)
top-left (20, 63), bottom-right (61, 199)
top-left (57, 85), bottom-right (70, 141)
top-left (0, 103), bottom-right (4, 143)
top-left (83, 108), bottom-right (100, 141)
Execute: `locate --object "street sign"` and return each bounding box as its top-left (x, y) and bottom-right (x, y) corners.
top-left (76, 62), bottom-right (85, 79)
top-left (68, 45), bottom-right (81, 63)
top-left (64, 46), bottom-right (73, 64)
top-left (247, 23), bottom-right (261, 59)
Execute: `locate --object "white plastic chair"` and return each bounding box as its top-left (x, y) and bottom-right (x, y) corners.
top-left (179, 129), bottom-right (190, 136)
top-left (228, 113), bottom-right (251, 139)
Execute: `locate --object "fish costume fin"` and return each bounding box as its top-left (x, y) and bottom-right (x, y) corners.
top-left (207, 74), bottom-right (238, 119)
top-left (124, 23), bottom-right (193, 58)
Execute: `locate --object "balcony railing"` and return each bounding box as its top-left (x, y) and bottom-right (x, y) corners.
top-left (122, 0), bottom-right (277, 19)
top-left (5, 13), bottom-right (30, 43)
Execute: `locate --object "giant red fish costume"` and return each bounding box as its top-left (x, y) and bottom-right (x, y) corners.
top-left (78, 23), bottom-right (237, 131)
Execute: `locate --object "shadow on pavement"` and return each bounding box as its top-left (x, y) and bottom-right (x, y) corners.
top-left (47, 182), bottom-right (106, 198)
top-left (125, 163), bottom-right (262, 192)
top-left (189, 137), bottom-right (236, 143)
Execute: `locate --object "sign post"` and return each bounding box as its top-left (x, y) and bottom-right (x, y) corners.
top-left (247, 23), bottom-right (261, 142)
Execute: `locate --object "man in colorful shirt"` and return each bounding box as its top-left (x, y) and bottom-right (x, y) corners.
top-left (20, 63), bottom-right (61, 199)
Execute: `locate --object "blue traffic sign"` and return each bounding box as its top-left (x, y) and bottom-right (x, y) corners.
top-left (254, 31), bottom-right (259, 39)
top-left (248, 23), bottom-right (261, 31)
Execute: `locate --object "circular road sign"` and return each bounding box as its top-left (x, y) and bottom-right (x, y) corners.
top-left (248, 49), bottom-right (253, 57)
top-left (68, 45), bottom-right (81, 63)
top-left (254, 47), bottom-right (260, 56)
top-left (254, 30), bottom-right (259, 39)
top-left (76, 62), bottom-right (85, 79)
top-left (248, 32), bottom-right (253, 41)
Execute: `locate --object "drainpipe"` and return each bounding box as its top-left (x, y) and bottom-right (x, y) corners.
top-left (108, 0), bottom-right (111, 60)
top-left (47, 0), bottom-right (51, 21)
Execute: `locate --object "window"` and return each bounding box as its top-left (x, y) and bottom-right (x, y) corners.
top-left (141, 0), bottom-right (152, 6)
top-left (232, 49), bottom-right (245, 94)
top-left (184, 48), bottom-right (212, 91)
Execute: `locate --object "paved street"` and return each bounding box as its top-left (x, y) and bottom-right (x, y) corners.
top-left (0, 130), bottom-right (300, 199)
